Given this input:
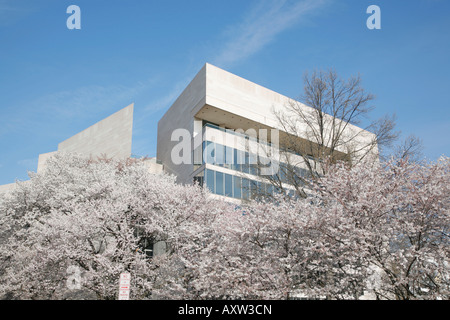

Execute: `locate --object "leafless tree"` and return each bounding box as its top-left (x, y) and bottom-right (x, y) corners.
top-left (257, 69), bottom-right (400, 198)
top-left (392, 134), bottom-right (424, 163)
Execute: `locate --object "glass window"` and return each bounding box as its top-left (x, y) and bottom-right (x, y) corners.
top-left (225, 174), bottom-right (233, 197)
top-left (193, 141), bottom-right (203, 166)
top-left (266, 184), bottom-right (274, 197)
top-left (250, 180), bottom-right (257, 198)
top-left (242, 178), bottom-right (250, 200)
top-left (250, 164), bottom-right (259, 176)
top-left (202, 141), bottom-right (206, 164)
top-left (202, 120), bottom-right (221, 128)
top-left (216, 171), bottom-right (224, 195)
top-left (206, 169), bottom-right (215, 193)
top-left (233, 176), bottom-right (242, 199)
top-left (224, 146), bottom-right (233, 169)
top-left (257, 181), bottom-right (265, 195)
top-left (205, 141), bottom-right (215, 164)
top-left (216, 143), bottom-right (224, 167)
top-left (249, 152), bottom-right (257, 165)
top-left (279, 163), bottom-right (287, 183)
top-left (258, 156), bottom-right (269, 175)
top-left (233, 149), bottom-right (243, 172)
top-left (242, 152), bottom-right (250, 174)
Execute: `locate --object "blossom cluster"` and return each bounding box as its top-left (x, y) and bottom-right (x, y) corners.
top-left (0, 153), bottom-right (448, 300)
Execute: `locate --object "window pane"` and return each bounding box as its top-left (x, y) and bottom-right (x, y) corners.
top-left (266, 184), bottom-right (274, 196)
top-left (193, 142), bottom-right (202, 165)
top-left (234, 149), bottom-right (243, 172)
top-left (216, 171), bottom-right (224, 195)
top-left (257, 181), bottom-right (264, 195)
top-left (205, 141), bottom-right (215, 164)
top-left (242, 152), bottom-right (250, 173)
top-left (279, 163), bottom-right (287, 183)
top-left (249, 152), bottom-right (257, 165)
top-left (242, 178), bottom-right (250, 200)
top-left (206, 169), bottom-right (215, 193)
top-left (202, 141), bottom-right (206, 164)
top-left (216, 143), bottom-right (224, 167)
top-left (234, 176), bottom-right (242, 199)
top-left (250, 163), bottom-right (259, 176)
top-left (250, 180), bottom-right (257, 198)
top-left (225, 174), bottom-right (233, 197)
top-left (224, 146), bottom-right (233, 169)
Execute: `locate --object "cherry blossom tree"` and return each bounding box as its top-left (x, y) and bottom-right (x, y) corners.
top-left (1, 153), bottom-right (448, 300)
top-left (311, 157), bottom-right (450, 299)
top-left (0, 153), bottom-right (227, 299)
top-left (182, 195), bottom-right (368, 300)
top-left (178, 157), bottom-right (449, 300)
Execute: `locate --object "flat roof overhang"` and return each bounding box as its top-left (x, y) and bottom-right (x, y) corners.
top-left (194, 104), bottom-right (349, 162)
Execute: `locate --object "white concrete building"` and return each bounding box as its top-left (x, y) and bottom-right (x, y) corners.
top-left (157, 63), bottom-right (378, 201)
top-left (0, 64), bottom-right (385, 300)
top-left (1, 63), bottom-right (377, 199)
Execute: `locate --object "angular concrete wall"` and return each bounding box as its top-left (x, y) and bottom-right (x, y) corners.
top-left (157, 65), bottom-right (207, 184)
top-left (37, 151), bottom-right (58, 174)
top-left (202, 63), bottom-right (285, 130)
top-left (58, 103), bottom-right (134, 160)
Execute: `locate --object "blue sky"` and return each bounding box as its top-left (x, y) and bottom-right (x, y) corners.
top-left (1, 0), bottom-right (449, 185)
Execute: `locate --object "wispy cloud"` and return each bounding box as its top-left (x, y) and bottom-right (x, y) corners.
top-left (36, 82), bottom-right (150, 118)
top-left (0, 0), bottom-right (34, 26)
top-left (142, 80), bottom-right (187, 113)
top-left (213, 0), bottom-right (329, 67)
top-left (139, 1), bottom-right (330, 113)
top-left (0, 78), bottom-right (158, 139)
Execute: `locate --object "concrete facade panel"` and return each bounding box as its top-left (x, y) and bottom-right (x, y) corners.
top-left (157, 65), bottom-right (207, 184)
top-left (37, 151), bottom-right (58, 173)
top-left (58, 104), bottom-right (134, 160)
